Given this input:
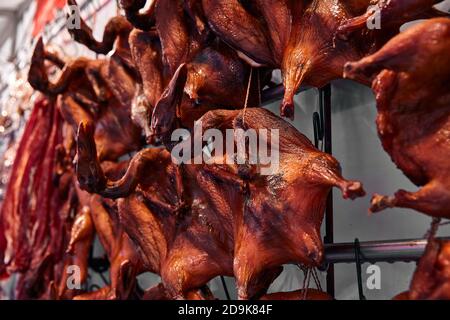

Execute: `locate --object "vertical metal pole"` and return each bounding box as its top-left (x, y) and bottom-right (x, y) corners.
top-left (220, 276), bottom-right (231, 300)
top-left (322, 84), bottom-right (334, 297)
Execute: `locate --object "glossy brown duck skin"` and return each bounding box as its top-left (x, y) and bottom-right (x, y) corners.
top-left (201, 0), bottom-right (371, 119)
top-left (154, 0), bottom-right (211, 77)
top-left (337, 0), bottom-right (447, 38)
top-left (129, 29), bottom-right (164, 107)
top-left (76, 123), bottom-right (238, 298)
top-left (75, 121), bottom-right (282, 299)
top-left (126, 2), bottom-right (261, 144)
top-left (149, 52), bottom-right (261, 148)
top-left (184, 39), bottom-right (261, 108)
top-left (201, 0), bottom-right (278, 67)
top-left (119, 0), bottom-right (156, 31)
top-left (280, 0), bottom-right (377, 118)
top-left (76, 107), bottom-right (364, 299)
top-left (67, 162), bottom-right (143, 300)
top-left (28, 38), bottom-right (142, 161)
top-left (344, 18), bottom-right (450, 218)
top-left (407, 239), bottom-right (450, 300)
top-left (66, 1), bottom-right (139, 107)
top-left (197, 108), bottom-right (365, 299)
top-left (128, 27), bottom-right (261, 146)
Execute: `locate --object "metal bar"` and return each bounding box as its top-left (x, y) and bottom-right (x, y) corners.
top-left (324, 237), bottom-right (450, 264)
top-left (354, 239), bottom-right (366, 300)
top-left (321, 84), bottom-right (335, 297)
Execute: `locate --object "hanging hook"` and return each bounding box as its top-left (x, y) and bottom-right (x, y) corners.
top-left (313, 88), bottom-right (326, 149)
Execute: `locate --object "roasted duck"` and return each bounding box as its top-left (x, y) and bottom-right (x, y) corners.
top-left (338, 0), bottom-right (447, 38)
top-left (344, 18), bottom-right (450, 219)
top-left (76, 107), bottom-right (364, 299)
top-left (28, 38), bottom-right (142, 161)
top-left (398, 239), bottom-right (450, 300)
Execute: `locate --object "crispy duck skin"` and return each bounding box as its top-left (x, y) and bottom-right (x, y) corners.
top-left (344, 18), bottom-right (450, 218)
top-left (75, 107), bottom-right (364, 299)
top-left (197, 108), bottom-right (365, 299)
top-left (65, 1), bottom-right (140, 108)
top-left (67, 0), bottom-right (137, 75)
top-left (68, 160), bottom-right (143, 300)
top-left (76, 129), bottom-right (236, 298)
top-left (28, 38), bottom-right (142, 161)
top-left (154, 0), bottom-right (208, 77)
top-left (76, 122), bottom-right (281, 299)
top-left (201, 0), bottom-right (277, 67)
top-left (201, 0), bottom-right (372, 119)
top-left (201, 0), bottom-right (446, 119)
top-left (129, 29), bottom-right (164, 108)
top-left (119, 0), bottom-right (156, 31)
top-left (337, 0), bottom-right (447, 38)
top-left (408, 239), bottom-right (450, 300)
top-left (150, 55), bottom-right (261, 147)
top-left (280, 0), bottom-right (376, 119)
top-left (184, 39), bottom-right (261, 108)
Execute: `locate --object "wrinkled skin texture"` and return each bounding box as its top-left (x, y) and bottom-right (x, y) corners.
top-left (28, 38), bottom-right (142, 161)
top-left (407, 239), bottom-right (450, 300)
top-left (119, 0), bottom-right (156, 31)
top-left (154, 0), bottom-right (208, 76)
top-left (197, 108), bottom-right (365, 299)
top-left (75, 108), bottom-right (364, 299)
top-left (201, 0), bottom-right (373, 119)
top-left (149, 51), bottom-right (261, 146)
top-left (128, 15), bottom-right (261, 146)
top-left (202, 0), bottom-right (277, 67)
top-left (337, 0), bottom-right (447, 38)
top-left (76, 127), bottom-right (238, 298)
top-left (344, 18), bottom-right (450, 218)
top-left (202, 0), bottom-right (447, 119)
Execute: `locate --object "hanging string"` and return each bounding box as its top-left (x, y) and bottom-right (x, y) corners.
top-left (311, 268), bottom-right (323, 292)
top-left (425, 217), bottom-right (441, 240)
top-left (242, 67), bottom-right (254, 126)
top-left (257, 68), bottom-right (261, 105)
top-left (302, 268), bottom-right (312, 300)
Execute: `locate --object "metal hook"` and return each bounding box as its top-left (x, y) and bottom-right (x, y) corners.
top-left (313, 88), bottom-right (327, 149)
top-left (313, 112), bottom-right (323, 148)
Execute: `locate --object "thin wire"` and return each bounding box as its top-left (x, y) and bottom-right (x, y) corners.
top-left (257, 68), bottom-right (261, 105)
top-left (302, 268), bottom-right (312, 300)
top-left (425, 217), bottom-right (441, 240)
top-left (242, 67), bottom-right (254, 126)
top-left (311, 268), bottom-right (322, 292)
